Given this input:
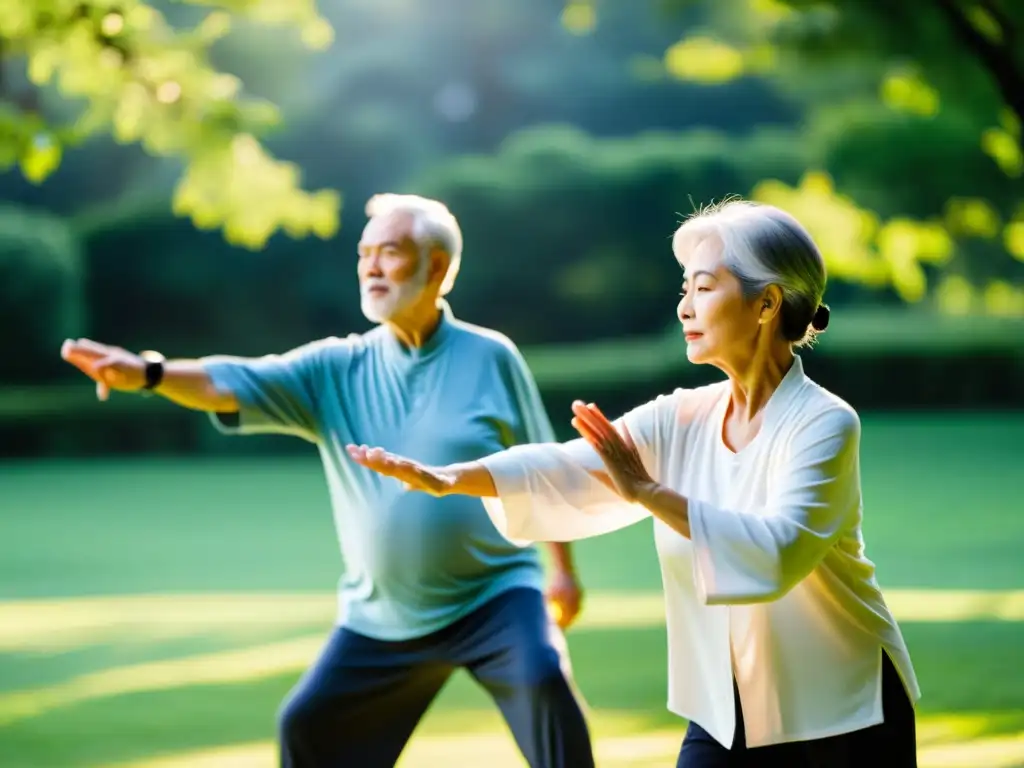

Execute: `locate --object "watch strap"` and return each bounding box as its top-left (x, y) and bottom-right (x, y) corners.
top-left (140, 351), bottom-right (165, 391)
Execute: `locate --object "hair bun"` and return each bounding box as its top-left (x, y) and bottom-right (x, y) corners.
top-left (812, 304), bottom-right (830, 331)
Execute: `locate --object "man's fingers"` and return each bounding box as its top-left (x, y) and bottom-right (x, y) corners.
top-left (95, 380), bottom-right (110, 401)
top-left (63, 347), bottom-right (101, 371)
top-left (61, 339), bottom-right (109, 361)
top-left (90, 356), bottom-right (120, 385)
top-left (74, 338), bottom-right (115, 355)
top-left (64, 356), bottom-right (99, 379)
top-left (62, 342), bottom-right (119, 383)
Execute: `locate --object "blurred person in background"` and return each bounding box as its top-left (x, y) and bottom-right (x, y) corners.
top-left (60, 194), bottom-right (594, 768)
top-left (347, 200), bottom-right (921, 767)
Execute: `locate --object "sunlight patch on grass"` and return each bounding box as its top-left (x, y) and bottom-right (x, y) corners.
top-left (0, 635), bottom-right (324, 727)
top-left (105, 742), bottom-right (274, 768)
top-left (98, 709), bottom-right (682, 768)
top-left (2, 589), bottom-right (1023, 727)
top-left (2, 588), bottom-right (1022, 654)
top-left (886, 589), bottom-right (1024, 623)
top-left (917, 712), bottom-right (1024, 746)
top-left (919, 731), bottom-right (1024, 767)
top-left (100, 711), bottom-right (1024, 768)
top-left (0, 593), bottom-right (332, 653)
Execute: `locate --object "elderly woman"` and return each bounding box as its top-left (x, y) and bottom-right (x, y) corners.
top-left (347, 200), bottom-right (921, 767)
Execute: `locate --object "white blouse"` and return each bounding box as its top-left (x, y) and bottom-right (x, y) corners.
top-left (479, 356), bottom-right (921, 749)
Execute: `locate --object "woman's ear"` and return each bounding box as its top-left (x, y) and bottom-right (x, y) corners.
top-left (758, 285), bottom-right (784, 324)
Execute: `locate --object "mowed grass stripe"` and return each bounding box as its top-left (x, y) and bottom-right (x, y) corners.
top-left (1, 589), bottom-right (1022, 727)
top-left (2, 588), bottom-right (1023, 653)
top-left (96, 714), bottom-right (1024, 768)
top-left (2, 622), bottom-right (1022, 768)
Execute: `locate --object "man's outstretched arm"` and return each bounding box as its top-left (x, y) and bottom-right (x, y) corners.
top-left (61, 338), bottom-right (237, 412)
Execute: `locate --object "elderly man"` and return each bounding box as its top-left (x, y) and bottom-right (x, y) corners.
top-left (60, 194), bottom-right (594, 768)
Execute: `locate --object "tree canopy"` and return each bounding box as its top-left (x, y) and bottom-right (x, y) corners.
top-left (0, 0), bottom-right (341, 249)
top-left (628, 0), bottom-right (1024, 315)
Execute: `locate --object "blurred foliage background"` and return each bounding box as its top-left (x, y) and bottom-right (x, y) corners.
top-left (2, 0), bottom-right (1022, 458)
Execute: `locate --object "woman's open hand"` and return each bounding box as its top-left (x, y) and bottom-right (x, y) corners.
top-left (346, 445), bottom-right (452, 497)
top-left (571, 401), bottom-right (654, 503)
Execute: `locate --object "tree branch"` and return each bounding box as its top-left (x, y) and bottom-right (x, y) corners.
top-left (976, 0), bottom-right (1016, 49)
top-left (933, 0), bottom-right (1024, 141)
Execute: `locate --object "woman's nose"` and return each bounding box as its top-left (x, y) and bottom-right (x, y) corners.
top-left (677, 296), bottom-right (693, 323)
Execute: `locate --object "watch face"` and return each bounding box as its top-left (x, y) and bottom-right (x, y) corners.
top-left (140, 350), bottom-right (165, 363)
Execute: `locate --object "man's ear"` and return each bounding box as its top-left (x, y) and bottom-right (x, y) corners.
top-left (429, 248), bottom-right (450, 285)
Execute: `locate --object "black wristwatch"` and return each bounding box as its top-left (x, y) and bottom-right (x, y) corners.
top-left (140, 350), bottom-right (166, 392)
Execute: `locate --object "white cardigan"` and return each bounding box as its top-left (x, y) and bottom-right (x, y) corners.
top-left (479, 356), bottom-right (921, 749)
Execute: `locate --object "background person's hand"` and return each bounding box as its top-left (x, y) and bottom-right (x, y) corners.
top-left (346, 444), bottom-right (452, 496)
top-left (60, 339), bottom-right (146, 401)
top-left (546, 568), bottom-right (584, 631)
top-left (571, 400), bottom-right (654, 502)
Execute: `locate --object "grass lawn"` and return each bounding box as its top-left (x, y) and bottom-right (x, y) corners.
top-left (0, 413), bottom-right (1021, 767)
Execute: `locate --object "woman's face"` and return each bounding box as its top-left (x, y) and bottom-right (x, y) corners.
top-left (676, 237), bottom-right (765, 366)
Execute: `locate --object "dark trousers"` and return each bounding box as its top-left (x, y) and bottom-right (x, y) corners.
top-left (677, 653), bottom-right (917, 767)
top-left (278, 587), bottom-right (594, 768)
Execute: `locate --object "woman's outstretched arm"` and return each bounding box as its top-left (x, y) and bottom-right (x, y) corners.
top-left (346, 445), bottom-right (497, 497)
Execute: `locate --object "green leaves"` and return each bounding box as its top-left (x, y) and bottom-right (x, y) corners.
top-left (0, 1), bottom-right (341, 248)
top-left (19, 132), bottom-right (62, 183)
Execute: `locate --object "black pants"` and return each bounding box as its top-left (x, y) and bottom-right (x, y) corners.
top-left (277, 587), bottom-right (594, 768)
top-left (677, 653), bottom-right (917, 767)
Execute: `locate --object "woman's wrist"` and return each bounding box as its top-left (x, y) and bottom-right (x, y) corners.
top-left (438, 461), bottom-right (498, 498)
top-left (633, 480), bottom-right (691, 538)
top-left (633, 479), bottom-right (663, 508)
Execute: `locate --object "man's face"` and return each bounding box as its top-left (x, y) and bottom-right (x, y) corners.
top-left (357, 210), bottom-right (429, 324)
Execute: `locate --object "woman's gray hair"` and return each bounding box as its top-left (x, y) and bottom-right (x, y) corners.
top-left (672, 199), bottom-right (830, 346)
top-left (365, 193), bottom-right (464, 296)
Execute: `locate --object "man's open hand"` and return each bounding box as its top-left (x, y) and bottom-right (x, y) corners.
top-left (61, 338), bottom-right (146, 401)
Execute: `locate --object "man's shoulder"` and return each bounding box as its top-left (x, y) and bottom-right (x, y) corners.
top-left (448, 319), bottom-right (524, 361)
top-left (306, 329), bottom-right (382, 357)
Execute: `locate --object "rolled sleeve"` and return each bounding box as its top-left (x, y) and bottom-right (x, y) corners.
top-left (480, 448), bottom-right (539, 547)
top-left (200, 339), bottom-right (342, 443)
top-left (479, 438), bottom-right (650, 546)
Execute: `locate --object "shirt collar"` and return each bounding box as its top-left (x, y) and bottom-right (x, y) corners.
top-left (384, 299), bottom-right (455, 361)
top-left (762, 354), bottom-right (809, 430)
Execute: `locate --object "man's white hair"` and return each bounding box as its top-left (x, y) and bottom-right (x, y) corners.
top-left (672, 198), bottom-right (828, 346)
top-left (365, 193), bottom-right (463, 297)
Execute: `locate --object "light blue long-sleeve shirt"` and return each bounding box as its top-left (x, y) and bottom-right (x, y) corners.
top-left (200, 302), bottom-right (553, 641)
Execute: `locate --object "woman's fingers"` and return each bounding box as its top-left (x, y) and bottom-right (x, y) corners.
top-left (346, 444), bottom-right (396, 472)
top-left (571, 401), bottom-right (619, 444)
top-left (345, 445), bottom-right (432, 489)
top-left (571, 417), bottom-right (604, 451)
top-left (620, 422), bottom-right (639, 454)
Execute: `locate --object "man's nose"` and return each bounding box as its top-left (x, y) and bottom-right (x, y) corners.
top-left (360, 253), bottom-right (384, 277)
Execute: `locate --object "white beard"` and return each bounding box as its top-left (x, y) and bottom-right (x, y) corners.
top-left (360, 258), bottom-right (430, 324)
